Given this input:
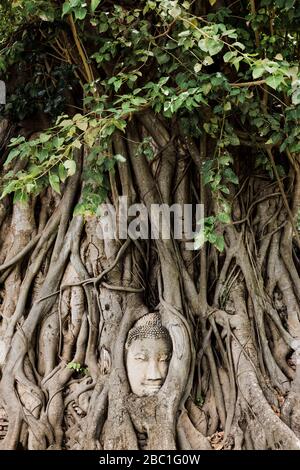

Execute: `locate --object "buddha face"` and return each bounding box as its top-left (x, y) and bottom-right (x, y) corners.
top-left (125, 337), bottom-right (172, 397)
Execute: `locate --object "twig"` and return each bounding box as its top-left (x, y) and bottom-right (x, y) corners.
top-left (68, 14), bottom-right (94, 83)
top-left (230, 79), bottom-right (265, 88)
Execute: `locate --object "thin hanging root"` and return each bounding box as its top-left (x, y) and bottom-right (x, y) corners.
top-left (205, 346), bottom-right (226, 429)
top-left (36, 238), bottom-right (132, 302)
top-left (1, 114), bottom-right (300, 450)
top-left (0, 233), bottom-right (41, 273)
top-left (230, 285), bottom-right (300, 450)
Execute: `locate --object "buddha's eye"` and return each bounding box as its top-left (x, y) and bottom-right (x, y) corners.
top-left (159, 354), bottom-right (170, 362)
top-left (134, 355), bottom-right (147, 362)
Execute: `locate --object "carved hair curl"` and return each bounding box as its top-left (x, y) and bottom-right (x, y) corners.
top-left (125, 312), bottom-right (172, 350)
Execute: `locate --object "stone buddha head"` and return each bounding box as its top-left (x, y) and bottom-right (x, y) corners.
top-left (125, 313), bottom-right (172, 397)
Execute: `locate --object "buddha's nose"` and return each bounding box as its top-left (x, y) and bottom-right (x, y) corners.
top-left (146, 359), bottom-right (162, 381)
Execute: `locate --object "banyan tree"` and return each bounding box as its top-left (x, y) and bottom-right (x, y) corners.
top-left (0, 0), bottom-right (300, 450)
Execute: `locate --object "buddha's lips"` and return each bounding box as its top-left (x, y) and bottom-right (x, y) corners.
top-left (142, 383), bottom-right (162, 391)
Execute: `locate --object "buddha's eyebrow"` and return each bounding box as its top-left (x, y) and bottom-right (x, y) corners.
top-left (133, 350), bottom-right (147, 355)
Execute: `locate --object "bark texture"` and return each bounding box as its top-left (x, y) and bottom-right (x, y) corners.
top-left (0, 110), bottom-right (300, 450)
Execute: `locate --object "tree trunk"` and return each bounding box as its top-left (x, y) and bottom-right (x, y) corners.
top-left (1, 110), bottom-right (300, 450)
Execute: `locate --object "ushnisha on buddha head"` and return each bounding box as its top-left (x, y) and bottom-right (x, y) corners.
top-left (125, 313), bottom-right (172, 397)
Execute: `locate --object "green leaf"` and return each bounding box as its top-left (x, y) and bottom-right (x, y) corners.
top-left (130, 97), bottom-right (147, 106)
top-left (53, 137), bottom-right (65, 148)
top-left (8, 136), bottom-right (25, 147)
top-left (38, 149), bottom-right (49, 162)
top-left (232, 56), bottom-right (243, 72)
top-left (224, 168), bottom-right (239, 184)
top-left (223, 51), bottom-right (237, 63)
top-left (39, 133), bottom-right (51, 143)
top-left (220, 186), bottom-right (230, 194)
top-left (62, 2), bottom-right (71, 17)
top-left (91, 0), bottom-right (101, 12)
top-left (169, 7), bottom-right (181, 18)
top-left (203, 170), bottom-right (215, 185)
top-left (194, 63), bottom-right (202, 73)
top-left (202, 83), bottom-right (212, 95)
top-left (217, 212), bottom-right (231, 223)
top-left (76, 120), bottom-right (88, 131)
top-left (72, 140), bottom-right (82, 149)
top-left (64, 160), bottom-right (77, 176)
top-left (219, 154), bottom-right (233, 165)
top-left (67, 361), bottom-right (82, 370)
top-left (157, 53), bottom-right (170, 65)
top-left (198, 39), bottom-right (208, 53)
top-left (292, 87), bottom-right (300, 105)
top-left (203, 56), bottom-right (214, 66)
top-left (232, 41), bottom-right (245, 50)
top-left (199, 38), bottom-right (223, 56)
top-left (28, 164), bottom-right (41, 177)
top-left (13, 190), bottom-right (28, 203)
top-left (265, 74), bottom-right (284, 90)
top-left (74, 7), bottom-right (87, 20)
top-left (215, 235), bottom-right (225, 252)
top-left (252, 66), bottom-right (265, 79)
top-left (1, 181), bottom-right (17, 199)
top-left (58, 163), bottom-right (68, 182)
top-left (38, 10), bottom-right (55, 22)
top-left (5, 148), bottom-right (20, 166)
top-left (113, 79), bottom-right (122, 92)
top-left (49, 173), bottom-right (61, 194)
top-left (26, 182), bottom-right (36, 193)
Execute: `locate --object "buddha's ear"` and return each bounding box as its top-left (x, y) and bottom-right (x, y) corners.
top-left (168, 324), bottom-right (185, 360)
top-left (159, 303), bottom-right (194, 408)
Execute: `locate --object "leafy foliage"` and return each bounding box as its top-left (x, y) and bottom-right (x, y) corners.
top-left (1, 0), bottom-right (300, 247)
top-left (67, 362), bottom-right (89, 375)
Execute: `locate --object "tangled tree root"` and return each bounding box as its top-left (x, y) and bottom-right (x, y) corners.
top-left (0, 116), bottom-right (300, 450)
